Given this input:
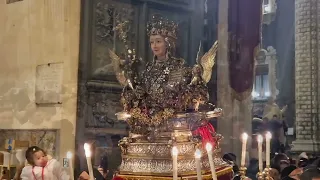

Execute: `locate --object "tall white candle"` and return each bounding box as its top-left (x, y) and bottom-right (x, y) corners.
top-left (67, 151), bottom-right (75, 180)
top-left (265, 132), bottom-right (272, 167)
top-left (84, 143), bottom-right (95, 180)
top-left (172, 146), bottom-right (178, 180)
top-left (195, 149), bottom-right (202, 180)
top-left (257, 135), bottom-right (263, 172)
top-left (205, 143), bottom-right (217, 180)
top-left (240, 133), bottom-right (248, 167)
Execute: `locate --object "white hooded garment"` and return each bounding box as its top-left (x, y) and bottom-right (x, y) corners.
top-left (21, 159), bottom-right (69, 180)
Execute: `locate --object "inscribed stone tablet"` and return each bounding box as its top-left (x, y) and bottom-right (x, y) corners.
top-left (35, 63), bottom-right (63, 104)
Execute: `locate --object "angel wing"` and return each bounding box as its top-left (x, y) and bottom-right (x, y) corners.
top-left (107, 48), bottom-right (127, 86)
top-left (199, 41), bottom-right (218, 83)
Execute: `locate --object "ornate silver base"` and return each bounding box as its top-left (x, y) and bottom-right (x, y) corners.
top-left (117, 112), bottom-right (231, 179)
top-left (119, 142), bottom-right (227, 175)
top-left (117, 166), bottom-right (233, 180)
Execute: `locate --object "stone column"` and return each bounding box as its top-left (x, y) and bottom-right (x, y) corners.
top-left (217, 0), bottom-right (253, 160)
top-left (292, 0), bottom-right (320, 152)
top-left (217, 0), bottom-right (234, 154)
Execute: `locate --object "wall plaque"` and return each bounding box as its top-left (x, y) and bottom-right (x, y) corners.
top-left (35, 62), bottom-right (63, 104)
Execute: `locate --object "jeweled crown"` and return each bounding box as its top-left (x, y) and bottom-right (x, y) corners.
top-left (147, 15), bottom-right (178, 40)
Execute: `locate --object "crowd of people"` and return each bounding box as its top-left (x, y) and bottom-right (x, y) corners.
top-left (224, 151), bottom-right (320, 180)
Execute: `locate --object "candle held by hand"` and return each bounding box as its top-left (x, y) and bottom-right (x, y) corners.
top-left (84, 143), bottom-right (94, 180)
top-left (240, 133), bottom-right (248, 167)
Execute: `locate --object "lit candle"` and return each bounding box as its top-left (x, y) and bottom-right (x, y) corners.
top-left (67, 151), bottom-right (74, 180)
top-left (257, 135), bottom-right (263, 172)
top-left (265, 132), bottom-right (272, 167)
top-left (172, 146), bottom-right (178, 180)
top-left (195, 149), bottom-right (202, 180)
top-left (205, 143), bottom-right (217, 180)
top-left (84, 143), bottom-right (95, 180)
top-left (240, 133), bottom-right (248, 167)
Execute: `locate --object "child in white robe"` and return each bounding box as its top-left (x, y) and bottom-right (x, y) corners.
top-left (21, 146), bottom-right (69, 180)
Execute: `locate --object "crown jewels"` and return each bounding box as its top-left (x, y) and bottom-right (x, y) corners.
top-left (147, 14), bottom-right (178, 40)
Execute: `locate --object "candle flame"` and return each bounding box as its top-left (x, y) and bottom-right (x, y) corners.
top-left (84, 143), bottom-right (91, 157)
top-left (205, 143), bottom-right (213, 152)
top-left (172, 146), bottom-right (178, 156)
top-left (195, 149), bottom-right (202, 159)
top-left (257, 134), bottom-right (263, 143)
top-left (266, 131), bottom-right (272, 139)
top-left (242, 133), bottom-right (248, 141)
top-left (67, 151), bottom-right (72, 159)
top-left (84, 143), bottom-right (90, 151)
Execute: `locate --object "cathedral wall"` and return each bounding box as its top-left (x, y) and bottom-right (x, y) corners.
top-left (295, 0), bottom-right (319, 141)
top-left (0, 0), bottom-right (80, 160)
top-left (293, 0), bottom-right (320, 152)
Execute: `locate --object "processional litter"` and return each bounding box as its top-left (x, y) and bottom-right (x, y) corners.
top-left (110, 15), bottom-right (233, 180)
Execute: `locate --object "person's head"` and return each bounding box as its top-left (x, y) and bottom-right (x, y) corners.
top-left (281, 165), bottom-right (297, 179)
top-left (272, 115), bottom-right (278, 120)
top-left (223, 153), bottom-right (237, 163)
top-left (147, 15), bottom-right (177, 59)
top-left (271, 153), bottom-right (290, 172)
top-left (25, 146), bottom-right (48, 167)
top-left (298, 158), bottom-right (309, 168)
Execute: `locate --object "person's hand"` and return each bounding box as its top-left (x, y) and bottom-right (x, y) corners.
top-left (78, 171), bottom-right (90, 180)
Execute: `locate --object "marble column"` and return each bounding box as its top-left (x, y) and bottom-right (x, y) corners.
top-left (292, 0), bottom-right (320, 152)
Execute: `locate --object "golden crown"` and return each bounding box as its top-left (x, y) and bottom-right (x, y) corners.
top-left (147, 15), bottom-right (178, 40)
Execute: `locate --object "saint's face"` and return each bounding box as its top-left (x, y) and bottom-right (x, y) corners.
top-left (150, 34), bottom-right (167, 59)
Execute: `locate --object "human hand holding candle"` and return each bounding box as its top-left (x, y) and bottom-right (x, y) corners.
top-left (67, 151), bottom-right (75, 180)
top-left (172, 146), bottom-right (178, 180)
top-left (206, 143), bottom-right (217, 180)
top-left (84, 143), bottom-right (95, 180)
top-left (241, 133), bottom-right (248, 167)
top-left (265, 132), bottom-right (272, 167)
top-left (195, 149), bottom-right (202, 180)
top-left (257, 135), bottom-right (263, 172)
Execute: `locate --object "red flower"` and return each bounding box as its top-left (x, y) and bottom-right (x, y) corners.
top-left (193, 122), bottom-right (216, 148)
